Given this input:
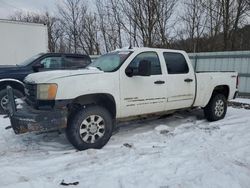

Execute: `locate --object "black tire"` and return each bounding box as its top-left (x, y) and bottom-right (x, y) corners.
top-left (66, 105), bottom-right (114, 150)
top-left (0, 88), bottom-right (23, 114)
top-left (204, 94), bottom-right (227, 122)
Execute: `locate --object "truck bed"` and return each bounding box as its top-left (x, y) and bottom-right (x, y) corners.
top-left (193, 72), bottom-right (238, 107)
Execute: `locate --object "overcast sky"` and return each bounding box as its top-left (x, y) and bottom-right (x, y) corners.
top-left (0, 0), bottom-right (59, 19)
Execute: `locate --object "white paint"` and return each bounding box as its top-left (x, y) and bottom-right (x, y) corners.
top-left (0, 20), bottom-right (48, 65)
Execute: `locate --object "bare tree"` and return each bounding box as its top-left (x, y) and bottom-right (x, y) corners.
top-left (79, 13), bottom-right (100, 54)
top-left (121, 0), bottom-right (157, 47)
top-left (155, 0), bottom-right (177, 47)
top-left (110, 0), bottom-right (124, 48)
top-left (43, 12), bottom-right (63, 52)
top-left (9, 0), bottom-right (250, 54)
top-left (205, 0), bottom-right (250, 50)
top-left (96, 0), bottom-right (125, 52)
top-left (180, 0), bottom-right (207, 52)
top-left (120, 0), bottom-right (177, 47)
top-left (58, 0), bottom-right (87, 53)
top-left (202, 0), bottom-right (223, 50)
top-left (230, 0), bottom-right (249, 50)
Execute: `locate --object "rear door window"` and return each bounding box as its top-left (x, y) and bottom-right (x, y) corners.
top-left (40, 56), bottom-right (63, 69)
top-left (163, 52), bottom-right (189, 74)
top-left (63, 56), bottom-right (91, 68)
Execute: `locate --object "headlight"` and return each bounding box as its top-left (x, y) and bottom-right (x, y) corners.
top-left (37, 84), bottom-right (58, 100)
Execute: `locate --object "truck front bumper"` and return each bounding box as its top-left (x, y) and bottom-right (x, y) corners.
top-left (7, 86), bottom-right (68, 134)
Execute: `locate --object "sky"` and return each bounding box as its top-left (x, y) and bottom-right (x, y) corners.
top-left (0, 0), bottom-right (58, 19)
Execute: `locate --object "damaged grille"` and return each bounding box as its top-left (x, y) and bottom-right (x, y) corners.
top-left (24, 83), bottom-right (37, 105)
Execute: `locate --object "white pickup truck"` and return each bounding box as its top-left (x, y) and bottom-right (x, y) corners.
top-left (7, 47), bottom-right (238, 150)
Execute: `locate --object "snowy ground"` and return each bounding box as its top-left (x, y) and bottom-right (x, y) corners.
top-left (0, 100), bottom-right (250, 188)
top-left (230, 98), bottom-right (250, 105)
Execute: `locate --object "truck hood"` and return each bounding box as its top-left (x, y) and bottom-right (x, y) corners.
top-left (0, 65), bottom-right (18, 69)
top-left (25, 67), bottom-right (103, 83)
top-left (0, 65), bottom-right (29, 78)
top-left (0, 65), bottom-right (22, 73)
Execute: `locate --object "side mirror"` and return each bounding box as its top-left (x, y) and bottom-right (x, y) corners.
top-left (32, 63), bottom-right (44, 72)
top-left (138, 60), bottom-right (151, 76)
top-left (125, 67), bottom-right (134, 77)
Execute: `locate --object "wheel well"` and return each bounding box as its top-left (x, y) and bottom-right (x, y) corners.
top-left (71, 93), bottom-right (116, 118)
top-left (212, 85), bottom-right (230, 99)
top-left (0, 81), bottom-right (24, 94)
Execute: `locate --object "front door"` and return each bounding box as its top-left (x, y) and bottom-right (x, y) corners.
top-left (120, 51), bottom-right (167, 118)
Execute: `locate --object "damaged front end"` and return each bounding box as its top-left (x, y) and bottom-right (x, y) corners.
top-left (6, 86), bottom-right (68, 134)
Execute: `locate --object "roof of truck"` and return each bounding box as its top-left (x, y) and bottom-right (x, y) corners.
top-left (113, 47), bottom-right (186, 54)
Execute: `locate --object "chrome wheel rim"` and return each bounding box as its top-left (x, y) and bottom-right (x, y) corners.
top-left (215, 99), bottom-right (224, 117)
top-left (79, 115), bottom-right (105, 144)
top-left (1, 95), bottom-right (9, 110)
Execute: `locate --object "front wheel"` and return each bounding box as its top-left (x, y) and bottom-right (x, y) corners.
top-left (204, 94), bottom-right (227, 122)
top-left (66, 105), bottom-right (114, 150)
top-left (0, 89), bottom-right (23, 114)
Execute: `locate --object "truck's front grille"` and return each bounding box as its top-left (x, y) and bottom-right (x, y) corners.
top-left (24, 83), bottom-right (37, 105)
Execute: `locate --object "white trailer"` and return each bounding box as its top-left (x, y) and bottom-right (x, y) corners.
top-left (0, 19), bottom-right (48, 65)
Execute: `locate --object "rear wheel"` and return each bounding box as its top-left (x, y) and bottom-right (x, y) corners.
top-left (66, 105), bottom-right (114, 150)
top-left (0, 89), bottom-right (23, 114)
top-left (204, 94), bottom-right (227, 122)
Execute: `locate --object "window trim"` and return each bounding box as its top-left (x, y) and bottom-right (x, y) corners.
top-left (163, 52), bottom-right (189, 74)
top-left (126, 51), bottom-right (162, 76)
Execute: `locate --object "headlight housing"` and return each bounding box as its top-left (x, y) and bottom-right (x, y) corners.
top-left (37, 84), bottom-right (58, 100)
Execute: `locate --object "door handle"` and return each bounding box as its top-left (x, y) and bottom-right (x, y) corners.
top-left (184, 78), bottom-right (193, 82)
top-left (154, 80), bottom-right (165, 84)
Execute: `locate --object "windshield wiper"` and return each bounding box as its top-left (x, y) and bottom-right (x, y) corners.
top-left (87, 66), bottom-right (102, 71)
top-left (96, 66), bottom-right (102, 71)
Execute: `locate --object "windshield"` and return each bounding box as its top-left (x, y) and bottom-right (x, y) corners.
top-left (18, 53), bottom-right (43, 66)
top-left (88, 51), bottom-right (132, 72)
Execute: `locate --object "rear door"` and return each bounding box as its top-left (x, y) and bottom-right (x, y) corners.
top-left (163, 52), bottom-right (195, 110)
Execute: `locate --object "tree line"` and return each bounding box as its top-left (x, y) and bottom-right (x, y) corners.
top-left (10, 0), bottom-right (250, 55)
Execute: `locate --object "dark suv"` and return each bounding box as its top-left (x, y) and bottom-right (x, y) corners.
top-left (0, 53), bottom-right (91, 113)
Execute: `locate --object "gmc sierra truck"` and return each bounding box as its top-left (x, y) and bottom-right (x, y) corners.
top-left (7, 48), bottom-right (238, 150)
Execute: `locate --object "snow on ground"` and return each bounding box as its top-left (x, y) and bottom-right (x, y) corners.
top-left (0, 106), bottom-right (250, 188)
top-left (230, 97), bottom-right (250, 105)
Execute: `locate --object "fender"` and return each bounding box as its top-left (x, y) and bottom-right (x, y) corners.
top-left (203, 85), bottom-right (230, 107)
top-left (0, 78), bottom-right (25, 87)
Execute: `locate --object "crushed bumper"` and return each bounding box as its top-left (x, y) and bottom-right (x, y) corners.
top-left (6, 86), bottom-right (67, 134)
